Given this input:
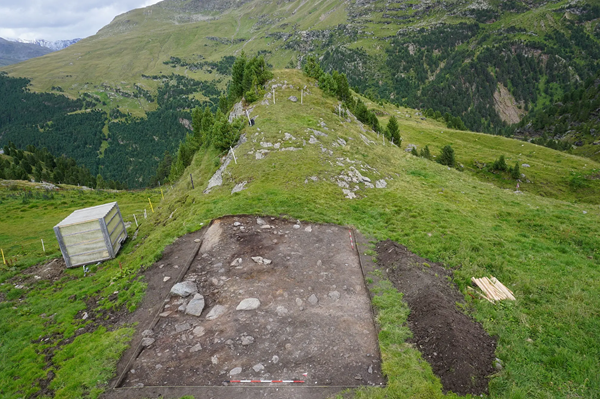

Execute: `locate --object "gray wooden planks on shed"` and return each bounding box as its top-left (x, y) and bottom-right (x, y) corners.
top-left (54, 202), bottom-right (127, 268)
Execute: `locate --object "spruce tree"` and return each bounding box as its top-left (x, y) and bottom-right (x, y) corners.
top-left (386, 116), bottom-right (401, 145)
top-left (511, 162), bottom-right (520, 180)
top-left (437, 145), bottom-right (456, 167)
top-left (420, 145), bottom-right (432, 160)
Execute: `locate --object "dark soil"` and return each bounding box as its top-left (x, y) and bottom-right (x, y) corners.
top-left (376, 240), bottom-right (496, 396)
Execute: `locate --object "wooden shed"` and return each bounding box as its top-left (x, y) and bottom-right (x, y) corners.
top-left (54, 202), bottom-right (127, 268)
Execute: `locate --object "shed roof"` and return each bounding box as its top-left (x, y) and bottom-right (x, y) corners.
top-left (55, 202), bottom-right (117, 227)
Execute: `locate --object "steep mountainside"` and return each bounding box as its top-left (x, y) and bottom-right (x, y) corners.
top-left (2, 0), bottom-right (600, 180)
top-left (0, 37), bottom-right (53, 66)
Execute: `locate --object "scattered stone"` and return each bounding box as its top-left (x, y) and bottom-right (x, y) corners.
top-left (368, 365), bottom-right (373, 374)
top-left (309, 136), bottom-right (318, 144)
top-left (405, 144), bottom-right (417, 153)
top-left (296, 298), bottom-right (303, 307)
top-left (522, 164), bottom-right (530, 168)
top-left (241, 336), bottom-right (255, 345)
top-left (237, 298), bottom-right (261, 310)
top-left (234, 222), bottom-right (242, 227)
top-left (328, 291), bottom-right (341, 300)
top-left (175, 322), bottom-right (192, 333)
top-left (190, 343), bottom-right (203, 353)
top-left (276, 306), bottom-right (288, 316)
top-left (293, 224), bottom-right (300, 229)
top-left (141, 337), bottom-right (155, 347)
top-left (257, 218), bottom-right (266, 225)
top-left (159, 311), bottom-right (172, 317)
top-left (170, 281), bottom-right (198, 297)
top-left (142, 330), bottom-right (154, 337)
top-left (375, 180), bottom-right (387, 189)
top-left (206, 305), bottom-right (227, 320)
top-left (305, 226), bottom-right (312, 232)
top-left (260, 225), bottom-right (272, 229)
top-left (230, 258), bottom-right (242, 266)
top-left (256, 150), bottom-right (270, 159)
top-left (252, 256), bottom-right (264, 264)
top-left (211, 355), bottom-right (219, 364)
top-left (308, 294), bottom-right (319, 305)
top-left (343, 189), bottom-right (357, 199)
top-left (231, 181), bottom-right (247, 194)
top-left (272, 355), bottom-right (280, 364)
top-left (494, 358), bottom-right (503, 371)
top-left (192, 326), bottom-right (206, 337)
top-left (284, 132), bottom-right (296, 140)
top-left (194, 238), bottom-right (201, 243)
top-left (230, 367), bottom-right (242, 376)
top-left (253, 363), bottom-right (265, 372)
top-left (185, 295), bottom-right (205, 316)
top-left (82, 312), bottom-right (88, 320)
top-left (288, 96), bottom-right (298, 102)
top-left (263, 258), bottom-right (272, 265)
top-left (163, 276), bottom-right (171, 282)
top-left (317, 260), bottom-right (322, 267)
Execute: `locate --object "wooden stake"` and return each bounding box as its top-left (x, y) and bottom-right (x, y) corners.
top-left (1, 248), bottom-right (5, 265)
top-left (133, 214), bottom-right (138, 227)
top-left (190, 174), bottom-right (195, 189)
top-left (41, 239), bottom-right (45, 253)
top-left (148, 198), bottom-right (154, 213)
top-left (144, 209), bottom-right (147, 219)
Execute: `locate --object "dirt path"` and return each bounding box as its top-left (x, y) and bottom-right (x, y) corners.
top-left (104, 216), bottom-right (384, 398)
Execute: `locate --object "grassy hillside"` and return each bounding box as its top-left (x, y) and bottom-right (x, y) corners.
top-left (4, 0), bottom-right (600, 131)
top-left (1, 70), bottom-right (599, 398)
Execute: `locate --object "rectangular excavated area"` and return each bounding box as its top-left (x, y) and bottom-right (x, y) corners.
top-left (120, 216), bottom-right (384, 390)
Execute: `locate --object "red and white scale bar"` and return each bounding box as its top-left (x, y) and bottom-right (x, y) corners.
top-left (227, 379), bottom-right (305, 383)
top-left (349, 230), bottom-right (354, 249)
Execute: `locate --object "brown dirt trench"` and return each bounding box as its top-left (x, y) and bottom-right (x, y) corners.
top-left (104, 215), bottom-right (385, 399)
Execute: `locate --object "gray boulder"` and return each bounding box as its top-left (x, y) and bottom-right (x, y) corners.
top-left (185, 294), bottom-right (205, 316)
top-left (170, 281), bottom-right (198, 297)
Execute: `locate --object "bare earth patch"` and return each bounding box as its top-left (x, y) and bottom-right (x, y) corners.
top-left (376, 240), bottom-right (497, 396)
top-left (108, 216), bottom-right (384, 397)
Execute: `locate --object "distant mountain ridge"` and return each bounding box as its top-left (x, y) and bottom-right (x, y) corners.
top-left (0, 37), bottom-right (52, 67)
top-left (6, 38), bottom-right (81, 51)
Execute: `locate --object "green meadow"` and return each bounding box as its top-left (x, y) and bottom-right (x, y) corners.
top-left (1, 70), bottom-right (599, 398)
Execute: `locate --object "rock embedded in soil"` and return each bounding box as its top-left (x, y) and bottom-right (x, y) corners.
top-left (175, 322), bottom-right (192, 333)
top-left (170, 281), bottom-right (198, 297)
top-left (206, 305), bottom-right (227, 320)
top-left (253, 363), bottom-right (265, 372)
top-left (185, 295), bottom-right (205, 316)
top-left (229, 367), bottom-right (242, 375)
top-left (141, 337), bottom-right (155, 347)
top-left (190, 343), bottom-right (202, 353)
top-left (328, 291), bottom-right (341, 300)
top-left (241, 336), bottom-right (255, 345)
top-left (236, 298), bottom-right (261, 310)
top-left (192, 326), bottom-right (206, 336)
top-left (308, 294), bottom-right (319, 305)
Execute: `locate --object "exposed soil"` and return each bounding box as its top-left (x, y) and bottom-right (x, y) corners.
top-left (376, 240), bottom-right (496, 396)
top-left (105, 216), bottom-right (384, 398)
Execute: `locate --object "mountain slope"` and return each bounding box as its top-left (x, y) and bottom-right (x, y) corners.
top-left (2, 69), bottom-right (599, 398)
top-left (3, 0), bottom-right (600, 134)
top-left (0, 37), bottom-right (53, 66)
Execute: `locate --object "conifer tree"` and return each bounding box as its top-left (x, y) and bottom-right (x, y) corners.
top-left (420, 145), bottom-right (432, 160)
top-left (386, 116), bottom-right (401, 145)
top-left (437, 145), bottom-right (456, 167)
top-left (511, 162), bottom-right (520, 180)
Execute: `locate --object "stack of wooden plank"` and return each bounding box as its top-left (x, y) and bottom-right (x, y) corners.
top-left (471, 276), bottom-right (515, 302)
